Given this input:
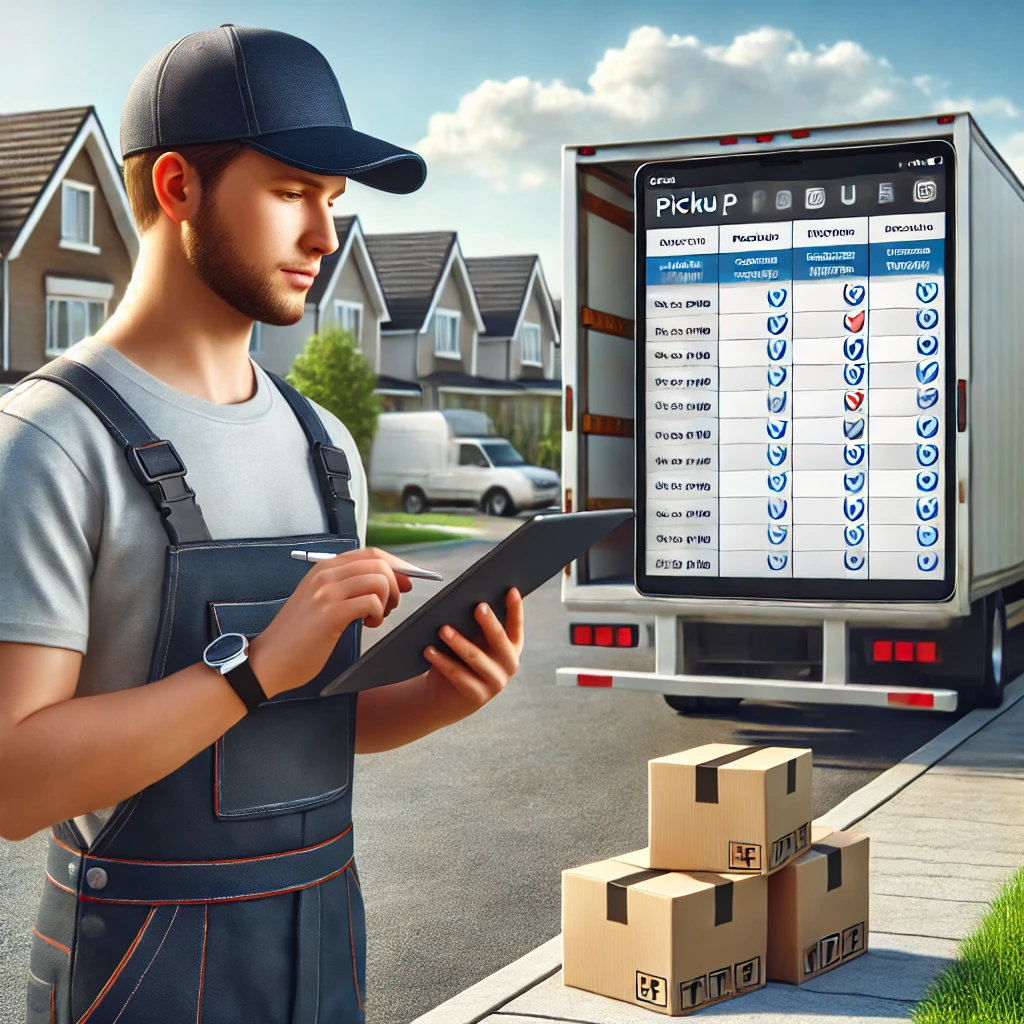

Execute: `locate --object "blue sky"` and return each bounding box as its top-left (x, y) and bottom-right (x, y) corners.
top-left (4, 0), bottom-right (1022, 289)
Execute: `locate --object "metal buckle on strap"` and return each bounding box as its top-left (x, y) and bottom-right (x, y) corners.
top-left (127, 441), bottom-right (211, 544)
top-left (314, 442), bottom-right (352, 500)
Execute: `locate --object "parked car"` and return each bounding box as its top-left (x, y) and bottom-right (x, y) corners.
top-left (369, 409), bottom-right (561, 515)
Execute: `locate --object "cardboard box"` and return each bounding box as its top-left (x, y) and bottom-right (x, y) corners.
top-left (766, 826), bottom-right (870, 984)
top-left (562, 848), bottom-right (767, 1015)
top-left (649, 744), bottom-right (812, 874)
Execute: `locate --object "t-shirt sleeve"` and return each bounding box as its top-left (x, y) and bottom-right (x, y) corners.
top-left (0, 411), bottom-right (99, 652)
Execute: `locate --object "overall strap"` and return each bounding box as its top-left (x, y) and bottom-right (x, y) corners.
top-left (265, 371), bottom-right (358, 538)
top-left (25, 358), bottom-right (212, 544)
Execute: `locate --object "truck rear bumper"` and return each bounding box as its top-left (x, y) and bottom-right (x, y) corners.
top-left (555, 667), bottom-right (959, 712)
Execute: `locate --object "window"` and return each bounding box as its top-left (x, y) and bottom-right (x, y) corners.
top-left (521, 322), bottom-right (541, 365)
top-left (334, 301), bottom-right (363, 342)
top-left (60, 181), bottom-right (96, 250)
top-left (46, 298), bottom-right (105, 353)
top-left (458, 443), bottom-right (488, 467)
top-left (434, 310), bottom-right (461, 358)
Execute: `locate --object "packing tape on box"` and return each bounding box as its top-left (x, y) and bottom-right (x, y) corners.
top-left (811, 844), bottom-right (843, 892)
top-left (606, 870), bottom-right (734, 926)
top-left (695, 745), bottom-right (798, 803)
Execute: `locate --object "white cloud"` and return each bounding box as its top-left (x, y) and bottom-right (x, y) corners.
top-left (354, 24), bottom-right (1022, 291)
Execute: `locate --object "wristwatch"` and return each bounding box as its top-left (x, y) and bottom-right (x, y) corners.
top-left (203, 632), bottom-right (267, 712)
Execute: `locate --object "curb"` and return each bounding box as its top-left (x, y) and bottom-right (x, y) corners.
top-left (410, 676), bottom-right (1024, 1024)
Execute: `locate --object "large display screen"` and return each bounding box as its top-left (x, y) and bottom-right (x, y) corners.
top-left (635, 140), bottom-right (956, 600)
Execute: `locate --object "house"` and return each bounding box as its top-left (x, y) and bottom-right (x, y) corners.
top-left (0, 107), bottom-right (138, 383)
top-left (364, 230), bottom-right (488, 411)
top-left (250, 214), bottom-right (392, 386)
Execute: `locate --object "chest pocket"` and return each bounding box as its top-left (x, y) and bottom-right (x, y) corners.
top-left (209, 597), bottom-right (360, 820)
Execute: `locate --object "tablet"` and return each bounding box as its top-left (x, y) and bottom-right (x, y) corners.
top-left (321, 508), bottom-right (633, 695)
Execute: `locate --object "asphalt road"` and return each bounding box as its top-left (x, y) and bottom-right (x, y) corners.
top-left (0, 518), bottom-right (999, 1023)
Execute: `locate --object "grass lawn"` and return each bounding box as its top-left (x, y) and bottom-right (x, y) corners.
top-left (911, 866), bottom-right (1024, 1024)
top-left (366, 511), bottom-right (477, 548)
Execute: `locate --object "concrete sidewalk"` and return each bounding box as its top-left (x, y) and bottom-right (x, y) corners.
top-left (414, 680), bottom-right (1024, 1024)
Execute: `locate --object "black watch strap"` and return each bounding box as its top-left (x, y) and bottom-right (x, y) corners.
top-left (223, 660), bottom-right (267, 712)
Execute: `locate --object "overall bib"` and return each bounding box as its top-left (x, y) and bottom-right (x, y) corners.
top-left (24, 359), bottom-right (366, 1024)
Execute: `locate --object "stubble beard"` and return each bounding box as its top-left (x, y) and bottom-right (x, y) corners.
top-left (183, 200), bottom-right (306, 327)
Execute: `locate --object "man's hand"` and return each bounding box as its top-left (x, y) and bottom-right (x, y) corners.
top-left (249, 547), bottom-right (417, 699)
top-left (421, 587), bottom-right (525, 721)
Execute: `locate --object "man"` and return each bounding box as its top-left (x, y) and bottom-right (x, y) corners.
top-left (0, 25), bottom-right (524, 1024)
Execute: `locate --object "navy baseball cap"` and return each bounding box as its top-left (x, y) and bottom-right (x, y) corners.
top-left (120, 25), bottom-right (426, 194)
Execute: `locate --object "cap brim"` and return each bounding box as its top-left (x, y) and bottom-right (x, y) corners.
top-left (244, 126), bottom-right (426, 194)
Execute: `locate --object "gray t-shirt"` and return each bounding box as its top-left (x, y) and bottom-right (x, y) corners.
top-left (0, 337), bottom-right (367, 840)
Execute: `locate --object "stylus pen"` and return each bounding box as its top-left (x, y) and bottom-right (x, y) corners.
top-left (290, 549), bottom-right (443, 582)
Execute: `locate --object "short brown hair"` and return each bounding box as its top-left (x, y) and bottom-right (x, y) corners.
top-left (123, 140), bottom-right (248, 232)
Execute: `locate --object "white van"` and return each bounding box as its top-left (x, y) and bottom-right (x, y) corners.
top-left (369, 409), bottom-right (561, 515)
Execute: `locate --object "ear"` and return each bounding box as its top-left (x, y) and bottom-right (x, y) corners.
top-left (152, 151), bottom-right (202, 225)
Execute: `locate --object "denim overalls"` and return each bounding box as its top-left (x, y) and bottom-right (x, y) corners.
top-left (24, 358), bottom-right (366, 1023)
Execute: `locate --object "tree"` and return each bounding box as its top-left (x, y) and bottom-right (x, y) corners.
top-left (286, 326), bottom-right (380, 460)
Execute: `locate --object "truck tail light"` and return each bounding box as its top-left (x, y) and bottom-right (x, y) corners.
top-left (577, 673), bottom-right (613, 687)
top-left (571, 624), bottom-right (639, 648)
top-left (873, 640), bottom-right (940, 663)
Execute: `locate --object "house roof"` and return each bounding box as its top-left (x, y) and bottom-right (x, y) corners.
top-left (0, 106), bottom-right (92, 252)
top-left (464, 255), bottom-right (538, 338)
top-left (307, 215), bottom-right (357, 305)
top-left (363, 231), bottom-right (456, 331)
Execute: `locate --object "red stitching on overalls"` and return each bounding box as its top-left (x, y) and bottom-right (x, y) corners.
top-left (44, 871), bottom-right (75, 896)
top-left (347, 872), bottom-right (364, 1014)
top-left (110, 907), bottom-right (178, 1024)
top-left (76, 908), bottom-right (156, 1023)
top-left (32, 928), bottom-right (70, 956)
top-left (196, 906), bottom-right (208, 1024)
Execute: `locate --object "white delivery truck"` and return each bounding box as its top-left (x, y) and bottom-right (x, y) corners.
top-left (369, 408), bottom-right (561, 515)
top-left (558, 112), bottom-right (1024, 714)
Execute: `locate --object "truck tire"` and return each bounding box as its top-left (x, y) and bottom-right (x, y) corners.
top-left (978, 593), bottom-right (1006, 709)
top-left (482, 488), bottom-right (515, 517)
top-left (664, 695), bottom-right (743, 714)
top-left (402, 487), bottom-right (428, 515)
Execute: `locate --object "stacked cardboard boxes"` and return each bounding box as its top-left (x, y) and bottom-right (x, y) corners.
top-left (562, 744), bottom-right (869, 1016)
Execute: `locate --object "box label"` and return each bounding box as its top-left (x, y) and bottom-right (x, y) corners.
top-left (728, 840), bottom-right (763, 871)
top-left (636, 971), bottom-right (669, 1007)
top-left (735, 955), bottom-right (761, 989)
top-left (769, 821), bottom-right (811, 870)
top-left (804, 922), bottom-right (865, 976)
top-left (843, 922), bottom-right (867, 959)
top-left (679, 975), bottom-right (707, 1010)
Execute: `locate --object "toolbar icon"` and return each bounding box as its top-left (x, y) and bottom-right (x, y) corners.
top-left (914, 179), bottom-right (938, 203)
top-left (878, 182), bottom-right (895, 203)
top-left (752, 189), bottom-right (767, 214)
top-left (841, 184), bottom-right (856, 206)
top-left (776, 189), bottom-right (792, 211)
top-left (805, 187), bottom-right (826, 210)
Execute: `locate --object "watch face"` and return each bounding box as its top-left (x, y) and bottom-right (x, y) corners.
top-left (205, 632), bottom-right (247, 665)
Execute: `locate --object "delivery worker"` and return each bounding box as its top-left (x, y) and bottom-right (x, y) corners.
top-left (0, 25), bottom-right (524, 1024)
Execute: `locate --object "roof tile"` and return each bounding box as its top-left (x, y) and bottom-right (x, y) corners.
top-left (364, 231), bottom-right (456, 331)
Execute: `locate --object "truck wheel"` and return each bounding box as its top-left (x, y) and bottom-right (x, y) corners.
top-left (402, 488), bottom-right (428, 515)
top-left (978, 593), bottom-right (1006, 709)
top-left (483, 488), bottom-right (515, 517)
top-left (664, 695), bottom-right (743, 714)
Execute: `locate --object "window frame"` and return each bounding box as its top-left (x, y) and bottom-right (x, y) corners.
top-left (520, 321), bottom-right (542, 366)
top-left (433, 309), bottom-right (462, 360)
top-left (334, 300), bottom-right (363, 343)
top-left (45, 296), bottom-right (107, 356)
top-left (59, 180), bottom-right (99, 253)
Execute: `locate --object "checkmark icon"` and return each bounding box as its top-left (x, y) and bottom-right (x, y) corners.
top-left (767, 364), bottom-right (787, 387)
top-left (768, 473), bottom-right (788, 493)
top-left (845, 525), bottom-right (865, 546)
top-left (916, 471), bottom-right (939, 492)
top-left (767, 288), bottom-right (788, 308)
top-left (845, 391), bottom-right (865, 411)
top-left (766, 444), bottom-right (787, 467)
top-left (768, 392), bottom-right (788, 414)
top-left (844, 472), bottom-right (865, 493)
top-left (916, 360), bottom-right (940, 384)
top-left (767, 524), bottom-right (789, 545)
top-left (844, 444), bottom-right (865, 466)
top-left (767, 419), bottom-right (788, 440)
top-left (917, 416), bottom-right (939, 439)
top-left (918, 552), bottom-right (939, 572)
top-left (767, 552), bottom-right (789, 571)
top-left (917, 387), bottom-right (939, 409)
top-left (767, 338), bottom-right (787, 361)
top-left (843, 418), bottom-right (865, 440)
top-left (768, 314), bottom-right (789, 336)
top-left (844, 552), bottom-right (866, 571)
top-left (843, 283), bottom-right (866, 307)
top-left (844, 311), bottom-right (865, 333)
top-left (768, 497), bottom-right (788, 520)
top-left (917, 444), bottom-right (939, 466)
top-left (844, 497), bottom-right (865, 522)
top-left (917, 525), bottom-right (938, 546)
top-left (917, 308), bottom-right (939, 330)
top-left (844, 364), bottom-right (865, 386)
top-left (916, 281), bottom-right (939, 303)
top-left (917, 335), bottom-right (939, 356)
top-left (844, 337), bottom-right (865, 361)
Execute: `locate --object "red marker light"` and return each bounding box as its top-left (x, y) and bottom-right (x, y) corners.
top-left (937, 115), bottom-right (955, 125)
top-left (895, 641), bottom-right (914, 663)
top-left (578, 145), bottom-right (597, 156)
top-left (720, 136), bottom-right (739, 146)
top-left (888, 692), bottom-right (935, 708)
top-left (873, 641), bottom-right (893, 662)
top-left (578, 674), bottom-right (613, 687)
top-left (572, 625), bottom-right (593, 646)
top-left (916, 642), bottom-right (938, 663)
top-left (756, 134), bottom-right (774, 143)
top-left (595, 626), bottom-right (614, 646)
top-left (791, 129), bottom-right (811, 139)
